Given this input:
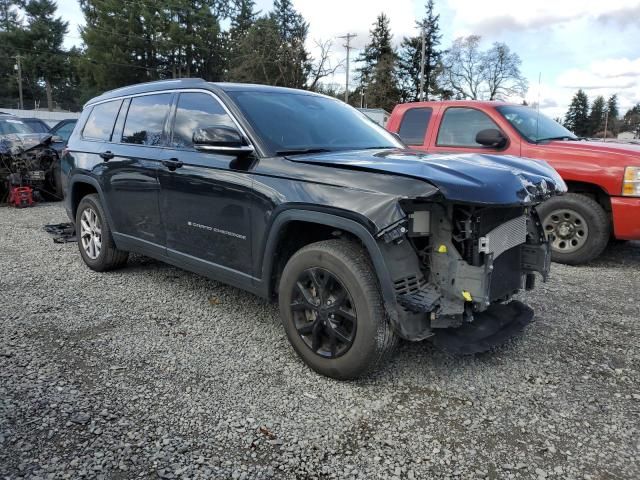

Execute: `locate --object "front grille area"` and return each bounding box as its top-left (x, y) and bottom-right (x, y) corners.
top-left (394, 274), bottom-right (428, 295)
top-left (479, 215), bottom-right (528, 260)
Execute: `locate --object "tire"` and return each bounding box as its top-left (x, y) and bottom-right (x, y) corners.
top-left (536, 193), bottom-right (610, 265)
top-left (75, 194), bottom-right (128, 272)
top-left (278, 239), bottom-right (397, 380)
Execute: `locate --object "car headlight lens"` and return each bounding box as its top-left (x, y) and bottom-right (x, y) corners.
top-left (622, 166), bottom-right (640, 196)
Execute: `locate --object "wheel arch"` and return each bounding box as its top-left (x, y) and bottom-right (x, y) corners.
top-left (68, 175), bottom-right (116, 230)
top-left (564, 180), bottom-right (612, 214)
top-left (260, 209), bottom-right (399, 323)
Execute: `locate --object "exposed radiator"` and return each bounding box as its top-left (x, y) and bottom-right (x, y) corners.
top-left (478, 215), bottom-right (527, 259)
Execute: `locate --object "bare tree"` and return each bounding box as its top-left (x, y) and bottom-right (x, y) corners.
top-left (439, 35), bottom-right (528, 100)
top-left (439, 35), bottom-right (484, 99)
top-left (307, 39), bottom-right (343, 91)
top-left (483, 42), bottom-right (528, 100)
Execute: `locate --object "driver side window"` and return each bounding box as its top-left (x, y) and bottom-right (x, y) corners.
top-left (171, 92), bottom-right (236, 149)
top-left (437, 107), bottom-right (500, 147)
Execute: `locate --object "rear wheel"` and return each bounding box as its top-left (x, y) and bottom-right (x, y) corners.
top-left (76, 194), bottom-right (128, 271)
top-left (537, 193), bottom-right (610, 265)
top-left (278, 239), bottom-right (396, 380)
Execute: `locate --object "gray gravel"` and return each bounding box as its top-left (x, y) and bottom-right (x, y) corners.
top-left (1, 202), bottom-right (639, 480)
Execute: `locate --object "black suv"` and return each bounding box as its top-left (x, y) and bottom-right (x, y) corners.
top-left (62, 79), bottom-right (566, 379)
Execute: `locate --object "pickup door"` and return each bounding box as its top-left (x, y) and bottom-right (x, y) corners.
top-left (395, 104), bottom-right (522, 157)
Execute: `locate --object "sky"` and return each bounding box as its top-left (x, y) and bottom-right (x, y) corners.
top-left (57, 0), bottom-right (640, 119)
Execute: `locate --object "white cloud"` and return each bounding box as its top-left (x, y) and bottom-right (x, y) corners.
top-left (527, 58), bottom-right (640, 120)
top-left (294, 0), bottom-right (417, 49)
top-left (447, 0), bottom-right (640, 35)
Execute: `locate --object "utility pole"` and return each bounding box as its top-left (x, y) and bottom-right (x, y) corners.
top-left (15, 54), bottom-right (24, 110)
top-left (419, 24), bottom-right (426, 101)
top-left (338, 33), bottom-right (356, 104)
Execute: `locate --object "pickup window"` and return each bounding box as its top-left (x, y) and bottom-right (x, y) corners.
top-left (398, 107), bottom-right (432, 145)
top-left (436, 107), bottom-right (500, 147)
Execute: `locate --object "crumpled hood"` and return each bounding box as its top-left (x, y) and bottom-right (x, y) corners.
top-left (288, 148), bottom-right (567, 205)
top-left (0, 133), bottom-right (54, 155)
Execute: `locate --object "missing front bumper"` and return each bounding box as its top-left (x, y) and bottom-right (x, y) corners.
top-left (432, 300), bottom-right (534, 355)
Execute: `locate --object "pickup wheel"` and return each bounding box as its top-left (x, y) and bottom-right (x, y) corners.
top-left (76, 194), bottom-right (128, 271)
top-left (537, 193), bottom-right (610, 265)
top-left (278, 239), bottom-right (397, 380)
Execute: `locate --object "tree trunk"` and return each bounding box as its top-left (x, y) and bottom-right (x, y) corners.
top-left (45, 80), bottom-right (53, 112)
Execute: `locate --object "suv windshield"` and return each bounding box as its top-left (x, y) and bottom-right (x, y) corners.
top-left (0, 117), bottom-right (33, 135)
top-left (227, 91), bottom-right (402, 155)
top-left (496, 105), bottom-right (577, 143)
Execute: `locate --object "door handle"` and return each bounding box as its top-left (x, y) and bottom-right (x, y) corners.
top-left (162, 158), bottom-right (184, 171)
top-left (99, 151), bottom-right (114, 161)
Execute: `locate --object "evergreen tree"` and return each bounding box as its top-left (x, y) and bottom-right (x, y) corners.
top-left (270, 0), bottom-right (310, 88)
top-left (21, 0), bottom-right (68, 111)
top-left (357, 13), bottom-right (394, 86)
top-left (229, 0), bottom-right (258, 40)
top-left (622, 103), bottom-right (640, 137)
top-left (589, 95), bottom-right (605, 136)
top-left (357, 13), bottom-right (399, 111)
top-left (397, 0), bottom-right (441, 102)
top-left (227, 16), bottom-right (282, 85)
top-left (607, 94), bottom-right (620, 134)
top-left (564, 89), bottom-right (590, 136)
top-left (79, 0), bottom-right (227, 100)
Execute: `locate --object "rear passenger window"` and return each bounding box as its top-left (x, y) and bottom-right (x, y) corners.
top-left (398, 108), bottom-right (432, 145)
top-left (122, 94), bottom-right (172, 146)
top-left (82, 100), bottom-right (122, 141)
top-left (171, 92), bottom-right (236, 148)
top-left (437, 107), bottom-right (500, 147)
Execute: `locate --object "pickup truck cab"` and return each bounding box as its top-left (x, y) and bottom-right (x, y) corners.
top-left (387, 101), bottom-right (640, 264)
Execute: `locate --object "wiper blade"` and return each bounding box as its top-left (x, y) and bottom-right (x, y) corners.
top-left (275, 148), bottom-right (334, 156)
top-left (536, 136), bottom-right (579, 143)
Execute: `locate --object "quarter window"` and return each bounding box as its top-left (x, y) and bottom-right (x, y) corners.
top-left (437, 107), bottom-right (501, 147)
top-left (398, 107), bottom-right (432, 145)
top-left (122, 94), bottom-right (172, 146)
top-left (82, 100), bottom-right (122, 141)
top-left (171, 92), bottom-right (236, 148)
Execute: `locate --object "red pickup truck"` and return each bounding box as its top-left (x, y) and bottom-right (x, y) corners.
top-left (387, 101), bottom-right (640, 264)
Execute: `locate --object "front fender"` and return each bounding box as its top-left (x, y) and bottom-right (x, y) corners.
top-left (260, 209), bottom-right (401, 324)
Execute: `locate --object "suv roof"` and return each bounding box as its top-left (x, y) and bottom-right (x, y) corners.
top-left (85, 79), bottom-right (322, 107)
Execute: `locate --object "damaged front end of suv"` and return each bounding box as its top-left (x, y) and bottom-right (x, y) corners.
top-left (291, 149), bottom-right (566, 353)
top-left (0, 133), bottom-right (62, 202)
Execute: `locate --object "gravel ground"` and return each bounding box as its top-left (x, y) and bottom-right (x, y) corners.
top-left (1, 202), bottom-right (639, 480)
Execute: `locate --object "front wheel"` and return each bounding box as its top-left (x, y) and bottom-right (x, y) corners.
top-left (278, 239), bottom-right (397, 380)
top-left (537, 193), bottom-right (610, 265)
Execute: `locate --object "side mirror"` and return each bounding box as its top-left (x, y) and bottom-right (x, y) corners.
top-left (193, 126), bottom-right (254, 155)
top-left (476, 128), bottom-right (507, 148)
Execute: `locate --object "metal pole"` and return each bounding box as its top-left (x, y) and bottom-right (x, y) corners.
top-left (603, 110), bottom-right (608, 142)
top-left (419, 25), bottom-right (426, 101)
top-left (338, 33), bottom-right (356, 104)
top-left (15, 54), bottom-right (23, 110)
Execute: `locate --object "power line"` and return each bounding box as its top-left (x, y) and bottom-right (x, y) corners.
top-left (8, 45), bottom-right (164, 73)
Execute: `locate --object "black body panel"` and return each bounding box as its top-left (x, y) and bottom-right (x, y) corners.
top-left (62, 79), bottom-right (563, 341)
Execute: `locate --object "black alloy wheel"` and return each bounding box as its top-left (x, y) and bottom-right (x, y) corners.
top-left (290, 267), bottom-right (357, 359)
top-left (278, 239), bottom-right (397, 380)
